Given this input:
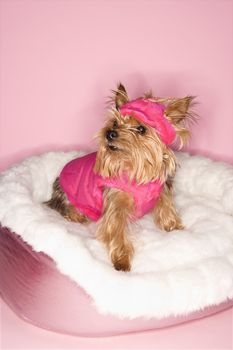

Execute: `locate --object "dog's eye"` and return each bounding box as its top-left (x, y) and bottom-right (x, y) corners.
top-left (113, 120), bottom-right (118, 128)
top-left (137, 125), bottom-right (147, 135)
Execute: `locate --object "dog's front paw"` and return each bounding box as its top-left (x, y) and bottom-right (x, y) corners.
top-left (111, 247), bottom-right (133, 272)
top-left (157, 216), bottom-right (184, 232)
top-left (113, 257), bottom-right (131, 272)
top-left (113, 256), bottom-right (131, 272)
top-left (165, 220), bottom-right (184, 232)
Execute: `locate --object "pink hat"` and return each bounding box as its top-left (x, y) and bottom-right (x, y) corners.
top-left (119, 99), bottom-right (176, 145)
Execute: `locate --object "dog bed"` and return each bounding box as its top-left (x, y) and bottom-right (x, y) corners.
top-left (0, 151), bottom-right (233, 337)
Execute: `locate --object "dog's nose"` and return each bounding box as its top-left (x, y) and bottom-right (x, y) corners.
top-left (106, 130), bottom-right (118, 141)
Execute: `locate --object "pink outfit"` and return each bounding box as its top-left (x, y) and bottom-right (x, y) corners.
top-left (59, 152), bottom-right (163, 221)
top-left (119, 99), bottom-right (176, 145)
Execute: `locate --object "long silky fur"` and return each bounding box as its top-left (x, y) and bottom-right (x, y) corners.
top-left (46, 83), bottom-right (197, 271)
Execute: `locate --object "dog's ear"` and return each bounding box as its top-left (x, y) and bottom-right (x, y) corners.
top-left (113, 83), bottom-right (129, 110)
top-left (165, 96), bottom-right (197, 148)
top-left (165, 96), bottom-right (195, 124)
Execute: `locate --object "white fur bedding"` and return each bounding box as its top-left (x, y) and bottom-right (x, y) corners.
top-left (0, 151), bottom-right (233, 319)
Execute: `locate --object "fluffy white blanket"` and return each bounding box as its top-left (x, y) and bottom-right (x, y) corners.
top-left (0, 151), bottom-right (233, 319)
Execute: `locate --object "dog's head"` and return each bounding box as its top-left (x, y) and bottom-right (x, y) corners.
top-left (95, 83), bottom-right (196, 184)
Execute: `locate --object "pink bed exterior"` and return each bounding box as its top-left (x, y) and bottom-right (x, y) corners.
top-left (0, 225), bottom-right (232, 337)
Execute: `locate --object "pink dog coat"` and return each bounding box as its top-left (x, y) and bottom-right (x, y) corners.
top-left (59, 152), bottom-right (163, 221)
top-left (120, 99), bottom-right (176, 145)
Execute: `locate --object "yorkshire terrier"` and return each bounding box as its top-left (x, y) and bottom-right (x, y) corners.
top-left (46, 83), bottom-right (195, 272)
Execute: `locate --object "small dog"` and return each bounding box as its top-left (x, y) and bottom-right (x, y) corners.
top-left (46, 83), bottom-right (195, 272)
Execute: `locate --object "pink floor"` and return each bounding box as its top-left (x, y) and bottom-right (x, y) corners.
top-left (1, 300), bottom-right (232, 349)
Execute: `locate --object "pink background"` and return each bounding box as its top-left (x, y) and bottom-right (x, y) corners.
top-left (0, 0), bottom-right (233, 173)
top-left (0, 0), bottom-right (232, 348)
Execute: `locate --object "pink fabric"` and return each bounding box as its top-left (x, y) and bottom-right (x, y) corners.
top-left (119, 99), bottom-right (176, 145)
top-left (59, 152), bottom-right (163, 221)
